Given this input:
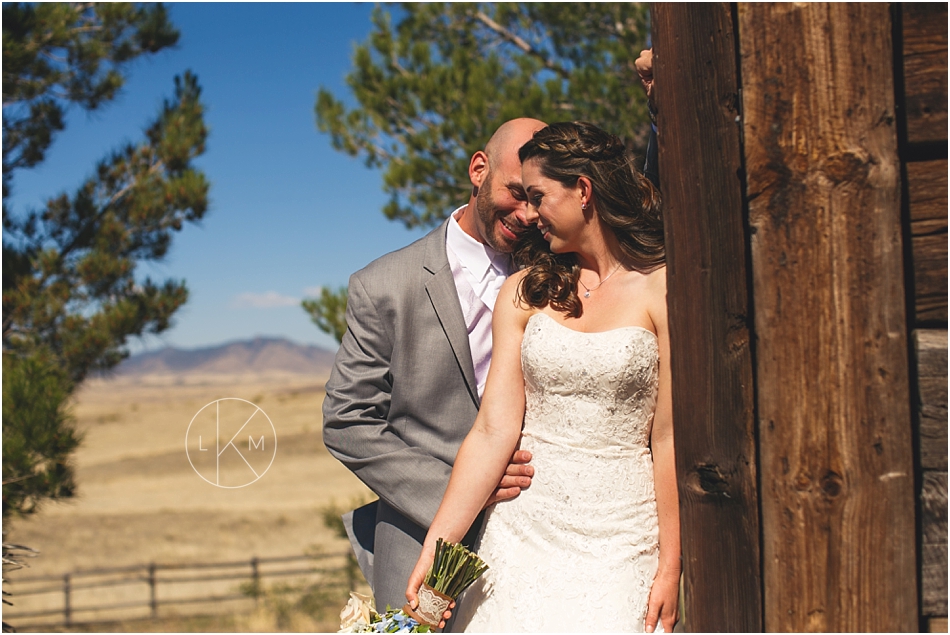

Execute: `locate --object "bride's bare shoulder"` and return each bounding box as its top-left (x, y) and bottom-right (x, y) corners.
top-left (496, 269), bottom-right (536, 322)
top-left (507, 267), bottom-right (532, 283)
top-left (644, 264), bottom-right (667, 295)
top-left (642, 265), bottom-right (668, 329)
top-left (498, 268), bottom-right (530, 298)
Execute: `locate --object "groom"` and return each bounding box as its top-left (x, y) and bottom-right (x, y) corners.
top-left (323, 118), bottom-right (547, 611)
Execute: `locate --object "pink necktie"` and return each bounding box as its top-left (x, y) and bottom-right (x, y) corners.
top-left (449, 257), bottom-right (494, 398)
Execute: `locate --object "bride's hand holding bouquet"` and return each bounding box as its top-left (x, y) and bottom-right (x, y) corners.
top-left (405, 539), bottom-right (488, 630)
top-left (339, 540), bottom-right (487, 633)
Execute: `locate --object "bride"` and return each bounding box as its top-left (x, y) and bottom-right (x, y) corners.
top-left (405, 121), bottom-right (680, 633)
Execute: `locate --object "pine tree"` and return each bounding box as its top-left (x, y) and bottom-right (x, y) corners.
top-left (2, 2), bottom-right (179, 196)
top-left (2, 3), bottom-right (208, 518)
top-left (2, 355), bottom-right (80, 517)
top-left (315, 2), bottom-right (651, 229)
top-left (309, 2), bottom-right (651, 342)
top-left (301, 287), bottom-right (348, 344)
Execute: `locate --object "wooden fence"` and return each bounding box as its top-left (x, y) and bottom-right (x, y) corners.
top-left (3, 551), bottom-right (356, 629)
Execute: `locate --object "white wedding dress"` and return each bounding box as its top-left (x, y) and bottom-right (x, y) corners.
top-left (453, 312), bottom-right (662, 633)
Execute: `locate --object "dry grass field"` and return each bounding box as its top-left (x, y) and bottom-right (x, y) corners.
top-left (4, 371), bottom-right (374, 632)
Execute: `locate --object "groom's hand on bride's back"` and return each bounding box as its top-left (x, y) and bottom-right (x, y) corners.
top-left (484, 450), bottom-right (534, 508)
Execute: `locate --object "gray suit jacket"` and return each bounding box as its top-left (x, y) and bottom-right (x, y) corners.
top-left (323, 219), bottom-right (483, 611)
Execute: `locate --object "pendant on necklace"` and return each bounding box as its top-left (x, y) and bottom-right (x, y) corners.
top-left (584, 291), bottom-right (591, 298)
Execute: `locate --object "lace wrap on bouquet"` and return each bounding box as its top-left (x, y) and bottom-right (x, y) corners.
top-left (453, 313), bottom-right (662, 633)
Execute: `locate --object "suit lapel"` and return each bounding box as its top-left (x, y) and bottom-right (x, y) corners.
top-left (423, 221), bottom-right (480, 407)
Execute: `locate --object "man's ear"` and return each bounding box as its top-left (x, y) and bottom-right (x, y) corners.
top-left (469, 150), bottom-right (489, 191)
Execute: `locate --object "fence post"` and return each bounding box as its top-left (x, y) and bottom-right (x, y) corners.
top-left (346, 553), bottom-right (356, 592)
top-left (63, 573), bottom-right (71, 627)
top-left (148, 563), bottom-right (157, 618)
top-left (251, 557), bottom-right (260, 604)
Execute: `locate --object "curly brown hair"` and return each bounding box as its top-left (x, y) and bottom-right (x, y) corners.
top-left (513, 121), bottom-right (664, 318)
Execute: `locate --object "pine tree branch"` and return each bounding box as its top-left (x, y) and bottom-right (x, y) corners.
top-left (1, 475), bottom-right (36, 486)
top-left (39, 50), bottom-right (68, 65)
top-left (389, 50), bottom-right (411, 78)
top-left (56, 184), bottom-right (131, 260)
top-left (14, 150), bottom-right (171, 322)
top-left (56, 158), bottom-right (164, 261)
top-left (474, 11), bottom-right (570, 79)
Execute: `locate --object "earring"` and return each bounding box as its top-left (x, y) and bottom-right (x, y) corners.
top-left (581, 202), bottom-right (587, 210)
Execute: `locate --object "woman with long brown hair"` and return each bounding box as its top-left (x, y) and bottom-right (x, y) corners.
top-left (406, 121), bottom-right (680, 633)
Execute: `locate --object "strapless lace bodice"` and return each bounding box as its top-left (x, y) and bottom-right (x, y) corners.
top-left (453, 312), bottom-right (662, 633)
top-left (521, 312), bottom-right (659, 453)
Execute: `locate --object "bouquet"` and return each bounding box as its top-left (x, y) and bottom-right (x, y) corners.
top-left (338, 539), bottom-right (488, 633)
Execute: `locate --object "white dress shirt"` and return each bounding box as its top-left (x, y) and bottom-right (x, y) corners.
top-left (445, 206), bottom-right (512, 397)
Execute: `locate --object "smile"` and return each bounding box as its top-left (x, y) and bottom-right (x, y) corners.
top-left (500, 218), bottom-right (525, 237)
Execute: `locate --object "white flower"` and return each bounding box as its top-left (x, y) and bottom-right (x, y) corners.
top-left (339, 592), bottom-right (376, 632)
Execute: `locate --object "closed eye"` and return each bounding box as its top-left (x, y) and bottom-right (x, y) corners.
top-left (508, 185), bottom-right (527, 202)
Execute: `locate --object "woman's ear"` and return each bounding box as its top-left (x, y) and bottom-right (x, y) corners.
top-left (577, 175), bottom-right (593, 210)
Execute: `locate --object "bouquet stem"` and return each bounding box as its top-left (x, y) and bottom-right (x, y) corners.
top-left (404, 538), bottom-right (488, 629)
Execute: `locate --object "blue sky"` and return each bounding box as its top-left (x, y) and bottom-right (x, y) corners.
top-left (7, 2), bottom-right (430, 353)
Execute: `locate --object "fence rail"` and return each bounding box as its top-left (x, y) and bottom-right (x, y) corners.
top-left (3, 551), bottom-right (356, 628)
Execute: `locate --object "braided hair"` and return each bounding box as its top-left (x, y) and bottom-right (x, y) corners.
top-left (514, 121), bottom-right (664, 318)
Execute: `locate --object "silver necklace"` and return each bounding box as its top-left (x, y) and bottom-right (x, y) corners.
top-left (578, 263), bottom-right (624, 298)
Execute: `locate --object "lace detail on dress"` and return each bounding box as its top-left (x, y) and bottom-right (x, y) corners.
top-left (453, 313), bottom-right (662, 633)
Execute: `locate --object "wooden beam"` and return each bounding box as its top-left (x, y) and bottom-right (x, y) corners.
top-left (908, 161), bottom-right (948, 324)
top-left (915, 329), bottom-right (948, 472)
top-left (902, 4), bottom-right (948, 145)
top-left (652, 4), bottom-right (762, 632)
top-left (921, 471), bottom-right (948, 617)
top-left (915, 329), bottom-right (947, 619)
top-left (737, 4), bottom-right (918, 631)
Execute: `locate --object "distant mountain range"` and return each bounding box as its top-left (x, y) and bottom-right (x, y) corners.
top-left (113, 337), bottom-right (337, 376)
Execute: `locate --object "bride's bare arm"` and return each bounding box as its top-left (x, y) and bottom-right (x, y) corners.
top-left (645, 268), bottom-right (681, 633)
top-left (405, 272), bottom-right (532, 613)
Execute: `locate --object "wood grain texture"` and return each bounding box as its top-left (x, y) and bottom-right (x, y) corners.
top-left (908, 161), bottom-right (948, 231)
top-left (921, 471), bottom-right (948, 616)
top-left (915, 330), bottom-right (947, 617)
top-left (902, 4), bottom-right (948, 145)
top-left (652, 4), bottom-right (762, 632)
top-left (908, 161), bottom-right (948, 323)
top-left (915, 330), bottom-right (948, 471)
top-left (738, 4), bottom-right (918, 631)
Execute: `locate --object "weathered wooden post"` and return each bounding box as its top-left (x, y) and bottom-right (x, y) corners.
top-left (251, 556), bottom-right (261, 604)
top-left (899, 4), bottom-right (948, 631)
top-left (346, 552), bottom-right (357, 593)
top-left (148, 562), bottom-right (158, 618)
top-left (654, 2), bottom-right (932, 631)
top-left (652, 4), bottom-right (762, 632)
top-left (63, 572), bottom-right (71, 627)
top-left (738, 4), bottom-right (918, 630)
top-left (916, 330), bottom-right (948, 629)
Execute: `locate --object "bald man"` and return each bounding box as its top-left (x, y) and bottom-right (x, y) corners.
top-left (323, 118), bottom-right (546, 610)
